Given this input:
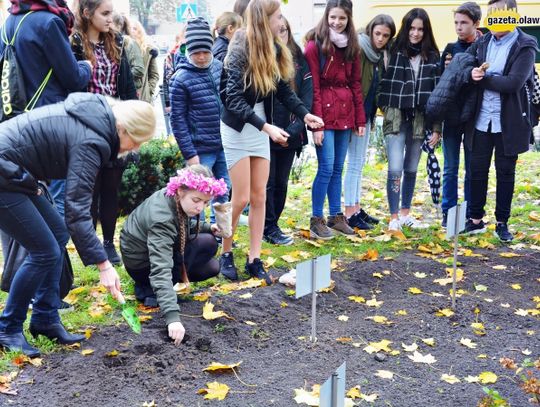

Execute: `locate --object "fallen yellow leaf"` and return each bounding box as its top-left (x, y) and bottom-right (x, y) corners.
top-left (395, 309), bottom-right (408, 316)
top-left (408, 287), bottom-right (423, 295)
top-left (401, 342), bottom-right (418, 352)
top-left (374, 370), bottom-right (394, 379)
top-left (193, 292), bottom-right (211, 302)
top-left (492, 265), bottom-right (507, 270)
top-left (81, 349), bottom-right (94, 356)
top-left (408, 351), bottom-right (437, 364)
top-left (459, 338), bottom-right (477, 349)
top-left (346, 386), bottom-right (361, 399)
top-left (363, 339), bottom-right (392, 354)
top-left (202, 302), bottom-right (233, 320)
top-left (441, 374), bottom-right (460, 384)
top-left (510, 284), bottom-right (522, 290)
top-left (478, 371), bottom-right (498, 384)
top-left (198, 381), bottom-right (230, 400)
top-left (436, 308), bottom-right (455, 317)
top-left (366, 298), bottom-right (383, 308)
top-left (413, 272), bottom-right (427, 279)
top-left (500, 252), bottom-right (521, 258)
top-left (203, 361), bottom-right (242, 372)
top-left (338, 315), bottom-right (349, 322)
top-left (348, 296), bottom-right (366, 303)
top-left (464, 375), bottom-right (480, 383)
top-left (421, 338), bottom-right (435, 347)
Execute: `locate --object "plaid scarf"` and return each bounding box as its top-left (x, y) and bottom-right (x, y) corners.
top-left (378, 51), bottom-right (440, 110)
top-left (9, 0), bottom-right (74, 35)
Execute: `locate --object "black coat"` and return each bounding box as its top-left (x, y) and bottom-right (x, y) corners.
top-left (425, 53), bottom-right (477, 124)
top-left (270, 53), bottom-right (313, 152)
top-left (220, 29), bottom-right (309, 133)
top-left (212, 35), bottom-right (229, 63)
top-left (0, 93), bottom-right (120, 265)
top-left (464, 29), bottom-right (538, 155)
top-left (70, 33), bottom-right (137, 101)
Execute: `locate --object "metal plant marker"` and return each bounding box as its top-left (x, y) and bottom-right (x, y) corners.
top-left (319, 362), bottom-right (346, 407)
top-left (446, 201), bottom-right (467, 309)
top-left (295, 254), bottom-right (331, 342)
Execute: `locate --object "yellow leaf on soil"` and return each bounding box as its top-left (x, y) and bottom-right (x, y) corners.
top-left (348, 296), bottom-right (366, 303)
top-left (408, 351), bottom-right (437, 364)
top-left (360, 393), bottom-right (379, 402)
top-left (372, 272), bottom-right (384, 279)
top-left (198, 381), bottom-right (230, 400)
top-left (244, 321), bottom-right (257, 326)
top-left (408, 287), bottom-right (423, 295)
top-left (280, 301), bottom-right (288, 308)
top-left (106, 350), bottom-right (119, 357)
top-left (401, 342), bottom-right (418, 352)
top-left (445, 268), bottom-right (464, 281)
top-left (436, 308), bottom-right (455, 317)
top-left (375, 370), bottom-right (394, 379)
top-left (492, 265), bottom-right (507, 270)
top-left (193, 292), bottom-right (211, 302)
top-left (441, 374), bottom-right (460, 384)
top-left (477, 354), bottom-right (488, 359)
top-left (264, 257), bottom-right (277, 268)
top-left (142, 401), bottom-right (156, 407)
top-left (359, 249), bottom-right (379, 261)
top-left (395, 309), bottom-right (408, 316)
top-left (366, 316), bottom-right (390, 324)
top-left (138, 315), bottom-right (152, 323)
top-left (459, 338), bottom-right (477, 349)
top-left (363, 339), bottom-right (392, 354)
top-left (478, 371), bottom-right (498, 384)
top-left (203, 361), bottom-right (242, 372)
top-left (346, 386), bottom-right (362, 399)
top-left (421, 338), bottom-right (435, 347)
top-left (413, 272), bottom-right (427, 278)
top-left (500, 252), bottom-right (521, 258)
top-left (293, 387), bottom-right (319, 406)
top-left (515, 309), bottom-right (529, 316)
top-left (239, 293), bottom-right (252, 299)
top-left (81, 349), bottom-right (94, 356)
top-left (281, 254), bottom-right (300, 263)
top-left (366, 298), bottom-right (383, 308)
top-left (464, 375), bottom-right (480, 383)
top-left (336, 337), bottom-right (353, 343)
top-left (338, 315), bottom-right (349, 322)
top-left (202, 302), bottom-right (232, 320)
top-left (510, 283), bottom-right (522, 290)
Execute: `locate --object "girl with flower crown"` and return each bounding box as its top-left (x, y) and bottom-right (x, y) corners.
top-left (120, 165), bottom-right (228, 345)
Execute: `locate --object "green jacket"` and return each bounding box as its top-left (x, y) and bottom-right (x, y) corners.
top-left (120, 188), bottom-right (211, 325)
top-left (123, 36), bottom-right (144, 90)
top-left (138, 45), bottom-right (160, 103)
top-left (382, 107), bottom-right (442, 139)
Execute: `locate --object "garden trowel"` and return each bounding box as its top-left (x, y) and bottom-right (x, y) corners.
top-left (118, 294), bottom-right (141, 334)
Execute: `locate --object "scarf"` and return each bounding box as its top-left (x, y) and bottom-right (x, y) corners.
top-left (329, 28), bottom-right (348, 48)
top-left (407, 42), bottom-right (422, 57)
top-left (9, 0), bottom-right (75, 35)
top-left (358, 33), bottom-right (380, 63)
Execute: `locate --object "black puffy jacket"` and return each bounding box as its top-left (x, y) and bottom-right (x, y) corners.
top-left (0, 93), bottom-right (119, 265)
top-left (212, 35), bottom-right (229, 63)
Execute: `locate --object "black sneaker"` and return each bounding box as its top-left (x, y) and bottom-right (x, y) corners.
top-left (103, 240), bottom-right (122, 265)
top-left (347, 212), bottom-right (373, 230)
top-left (495, 222), bottom-right (513, 242)
top-left (219, 252), bottom-right (238, 281)
top-left (358, 208), bottom-right (379, 225)
top-left (143, 296), bottom-right (158, 308)
top-left (464, 219), bottom-right (487, 234)
top-left (264, 229), bottom-right (293, 246)
top-left (245, 258), bottom-right (272, 285)
top-left (441, 212), bottom-right (448, 229)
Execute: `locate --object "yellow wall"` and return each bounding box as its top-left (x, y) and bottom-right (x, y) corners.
top-left (355, 0), bottom-right (540, 49)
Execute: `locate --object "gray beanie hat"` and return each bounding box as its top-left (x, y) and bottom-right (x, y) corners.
top-left (186, 17), bottom-right (214, 56)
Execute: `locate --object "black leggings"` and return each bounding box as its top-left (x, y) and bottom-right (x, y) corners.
top-left (91, 167), bottom-right (124, 242)
top-left (125, 234), bottom-right (219, 299)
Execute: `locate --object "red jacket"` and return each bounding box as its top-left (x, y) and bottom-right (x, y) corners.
top-left (304, 40), bottom-right (365, 131)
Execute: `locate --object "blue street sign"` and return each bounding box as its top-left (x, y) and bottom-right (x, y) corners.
top-left (176, 3), bottom-right (198, 23)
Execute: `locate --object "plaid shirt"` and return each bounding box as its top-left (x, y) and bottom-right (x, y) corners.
top-left (88, 42), bottom-right (119, 96)
top-left (378, 51), bottom-right (440, 110)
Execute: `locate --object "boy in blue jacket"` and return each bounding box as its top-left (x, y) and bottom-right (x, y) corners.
top-left (170, 17), bottom-right (230, 222)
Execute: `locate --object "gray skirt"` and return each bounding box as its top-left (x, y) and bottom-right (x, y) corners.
top-left (221, 102), bottom-right (269, 170)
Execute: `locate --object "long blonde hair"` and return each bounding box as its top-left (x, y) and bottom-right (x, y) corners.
top-left (130, 20), bottom-right (150, 52)
top-left (245, 0), bottom-right (294, 96)
top-left (108, 98), bottom-right (156, 143)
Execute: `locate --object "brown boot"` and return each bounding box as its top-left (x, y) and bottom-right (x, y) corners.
top-left (327, 213), bottom-right (355, 235)
top-left (310, 216), bottom-right (335, 240)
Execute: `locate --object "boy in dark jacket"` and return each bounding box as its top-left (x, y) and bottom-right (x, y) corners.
top-left (170, 17), bottom-right (230, 221)
top-left (438, 2), bottom-right (482, 227)
top-left (464, 0), bottom-right (538, 241)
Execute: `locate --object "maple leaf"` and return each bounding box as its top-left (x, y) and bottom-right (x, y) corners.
top-left (202, 302), bottom-right (233, 320)
top-left (198, 381), bottom-right (230, 400)
top-left (436, 308), bottom-right (455, 317)
top-left (346, 386), bottom-right (361, 399)
top-left (441, 374), bottom-right (460, 384)
top-left (510, 283), bottom-right (522, 290)
top-left (363, 339), bottom-right (392, 354)
top-left (366, 298), bottom-right (383, 308)
top-left (374, 370), bottom-right (394, 379)
top-left (203, 361), bottom-right (242, 372)
top-left (366, 315), bottom-right (391, 325)
top-left (408, 287), bottom-right (423, 295)
top-left (413, 272), bottom-right (427, 278)
top-left (395, 309), bottom-right (408, 316)
top-left (464, 375), bottom-right (480, 383)
top-left (360, 393), bottom-right (379, 402)
top-left (478, 371), bottom-right (498, 384)
top-left (459, 338), bottom-right (477, 349)
top-left (408, 351), bottom-right (437, 364)
top-left (421, 338), bottom-right (435, 347)
top-left (514, 309), bottom-right (529, 316)
top-left (193, 292), bottom-right (211, 302)
top-left (401, 342), bottom-right (418, 352)
top-left (348, 295), bottom-right (366, 303)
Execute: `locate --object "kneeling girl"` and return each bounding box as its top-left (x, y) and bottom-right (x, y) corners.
top-left (120, 165), bottom-right (227, 344)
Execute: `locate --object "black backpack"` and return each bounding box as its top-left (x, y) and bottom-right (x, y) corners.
top-left (0, 12), bottom-right (52, 122)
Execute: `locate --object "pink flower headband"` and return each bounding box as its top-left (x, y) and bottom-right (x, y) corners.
top-left (165, 169), bottom-right (228, 197)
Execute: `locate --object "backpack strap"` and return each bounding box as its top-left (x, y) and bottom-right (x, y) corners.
top-left (2, 11), bottom-right (34, 45)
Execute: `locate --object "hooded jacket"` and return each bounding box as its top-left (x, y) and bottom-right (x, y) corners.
top-left (464, 29), bottom-right (538, 155)
top-left (212, 35), bottom-right (229, 63)
top-left (169, 56), bottom-right (223, 160)
top-left (0, 93), bottom-right (120, 265)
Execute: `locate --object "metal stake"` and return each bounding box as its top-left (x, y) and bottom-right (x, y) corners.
top-left (310, 258), bottom-right (318, 343)
top-left (451, 204), bottom-right (460, 309)
top-left (331, 372), bottom-right (339, 406)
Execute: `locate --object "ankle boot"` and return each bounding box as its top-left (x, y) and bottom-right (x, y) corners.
top-left (29, 322), bottom-right (86, 345)
top-left (0, 331), bottom-right (40, 358)
top-left (245, 258), bottom-right (272, 285)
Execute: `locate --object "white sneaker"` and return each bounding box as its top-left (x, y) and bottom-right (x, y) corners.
top-left (399, 214), bottom-right (428, 229)
top-left (388, 218), bottom-right (402, 231)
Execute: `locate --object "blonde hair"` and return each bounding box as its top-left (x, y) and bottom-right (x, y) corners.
top-left (215, 12), bottom-right (243, 36)
top-left (245, 0), bottom-right (294, 96)
top-left (108, 99), bottom-right (156, 143)
top-left (130, 20), bottom-right (149, 52)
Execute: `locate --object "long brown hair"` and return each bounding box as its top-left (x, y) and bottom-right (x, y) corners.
top-left (74, 0), bottom-right (120, 65)
top-left (305, 0), bottom-right (360, 62)
top-left (244, 0), bottom-right (294, 96)
top-left (281, 17), bottom-right (302, 92)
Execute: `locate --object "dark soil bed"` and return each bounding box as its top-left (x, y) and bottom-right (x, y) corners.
top-left (4, 247), bottom-right (540, 407)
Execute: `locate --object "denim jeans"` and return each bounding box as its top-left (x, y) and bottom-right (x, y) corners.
top-left (0, 192), bottom-right (69, 332)
top-left (312, 129), bottom-right (350, 217)
top-left (385, 121), bottom-right (424, 215)
top-left (48, 179), bottom-right (66, 218)
top-left (265, 148), bottom-right (296, 233)
top-left (469, 129), bottom-right (517, 223)
top-left (344, 121), bottom-right (371, 206)
top-left (442, 124), bottom-right (471, 214)
top-left (199, 150), bottom-right (231, 223)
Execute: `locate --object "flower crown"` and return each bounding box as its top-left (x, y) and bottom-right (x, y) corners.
top-left (165, 169), bottom-right (228, 197)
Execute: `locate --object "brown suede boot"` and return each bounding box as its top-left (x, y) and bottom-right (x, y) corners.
top-left (310, 216), bottom-right (335, 240)
top-left (327, 213), bottom-right (355, 235)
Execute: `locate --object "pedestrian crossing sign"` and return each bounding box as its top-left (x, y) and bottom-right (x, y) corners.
top-left (176, 3), bottom-right (198, 22)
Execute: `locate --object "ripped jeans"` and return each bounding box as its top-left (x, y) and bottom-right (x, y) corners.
top-left (385, 121), bottom-right (423, 215)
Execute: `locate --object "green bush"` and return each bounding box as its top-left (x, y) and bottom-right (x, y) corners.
top-left (119, 136), bottom-right (184, 215)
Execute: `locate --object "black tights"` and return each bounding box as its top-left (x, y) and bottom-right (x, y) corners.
top-left (91, 167), bottom-right (124, 242)
top-left (125, 234), bottom-right (219, 299)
